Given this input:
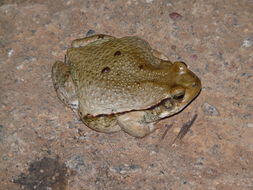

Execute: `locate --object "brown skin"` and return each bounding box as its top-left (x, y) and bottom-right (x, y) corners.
top-left (52, 34), bottom-right (201, 138)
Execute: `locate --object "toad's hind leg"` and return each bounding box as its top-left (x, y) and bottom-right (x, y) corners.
top-left (71, 34), bottom-right (115, 48)
top-left (52, 61), bottom-right (78, 110)
top-left (117, 111), bottom-right (159, 138)
top-left (81, 115), bottom-right (121, 133)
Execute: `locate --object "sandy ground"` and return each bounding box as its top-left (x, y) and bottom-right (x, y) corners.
top-left (0, 0), bottom-right (253, 189)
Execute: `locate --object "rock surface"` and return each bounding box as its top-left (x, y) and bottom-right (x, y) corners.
top-left (0, 0), bottom-right (252, 189)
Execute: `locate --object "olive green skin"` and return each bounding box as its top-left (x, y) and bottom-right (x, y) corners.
top-left (52, 34), bottom-right (201, 138)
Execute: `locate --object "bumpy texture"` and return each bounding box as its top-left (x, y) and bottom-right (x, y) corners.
top-left (52, 35), bottom-right (201, 137)
top-left (67, 36), bottom-right (177, 116)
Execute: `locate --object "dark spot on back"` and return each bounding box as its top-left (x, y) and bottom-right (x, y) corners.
top-left (138, 65), bottom-right (144, 69)
top-left (101, 67), bottom-right (111, 73)
top-left (114, 51), bottom-right (121, 56)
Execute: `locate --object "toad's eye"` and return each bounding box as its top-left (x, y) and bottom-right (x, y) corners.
top-left (173, 61), bottom-right (188, 74)
top-left (173, 92), bottom-right (185, 100)
top-left (171, 87), bottom-right (185, 101)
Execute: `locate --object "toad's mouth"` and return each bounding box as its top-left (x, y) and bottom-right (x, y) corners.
top-left (87, 85), bottom-right (201, 120)
top-left (84, 78), bottom-right (201, 123)
top-left (144, 97), bottom-right (183, 122)
top-left (139, 86), bottom-right (202, 123)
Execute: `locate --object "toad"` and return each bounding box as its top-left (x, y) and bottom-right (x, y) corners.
top-left (52, 34), bottom-right (201, 138)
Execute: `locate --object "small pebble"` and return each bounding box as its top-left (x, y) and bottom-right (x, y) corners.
top-left (169, 12), bottom-right (183, 21)
top-left (202, 103), bottom-right (219, 116)
top-left (86, 29), bottom-right (96, 37)
top-left (16, 64), bottom-right (24, 70)
top-left (246, 123), bottom-right (253, 128)
top-left (171, 45), bottom-right (177, 50)
top-left (194, 157), bottom-right (205, 169)
top-left (241, 37), bottom-right (253, 48)
top-left (31, 29), bottom-right (36, 34)
top-left (182, 180), bottom-right (188, 184)
top-left (7, 48), bottom-right (14, 57)
top-left (240, 72), bottom-right (252, 78)
top-left (190, 54), bottom-right (198, 60)
top-left (209, 144), bottom-right (220, 155)
top-left (146, 0), bottom-right (154, 3)
top-left (110, 164), bottom-right (142, 174)
top-left (65, 155), bottom-right (87, 173)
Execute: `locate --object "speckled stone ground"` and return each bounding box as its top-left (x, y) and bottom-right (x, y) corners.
top-left (1, 0), bottom-right (253, 189)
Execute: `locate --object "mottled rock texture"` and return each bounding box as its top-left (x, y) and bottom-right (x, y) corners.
top-left (0, 0), bottom-right (252, 189)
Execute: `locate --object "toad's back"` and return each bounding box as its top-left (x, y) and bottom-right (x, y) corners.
top-left (66, 36), bottom-right (180, 116)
